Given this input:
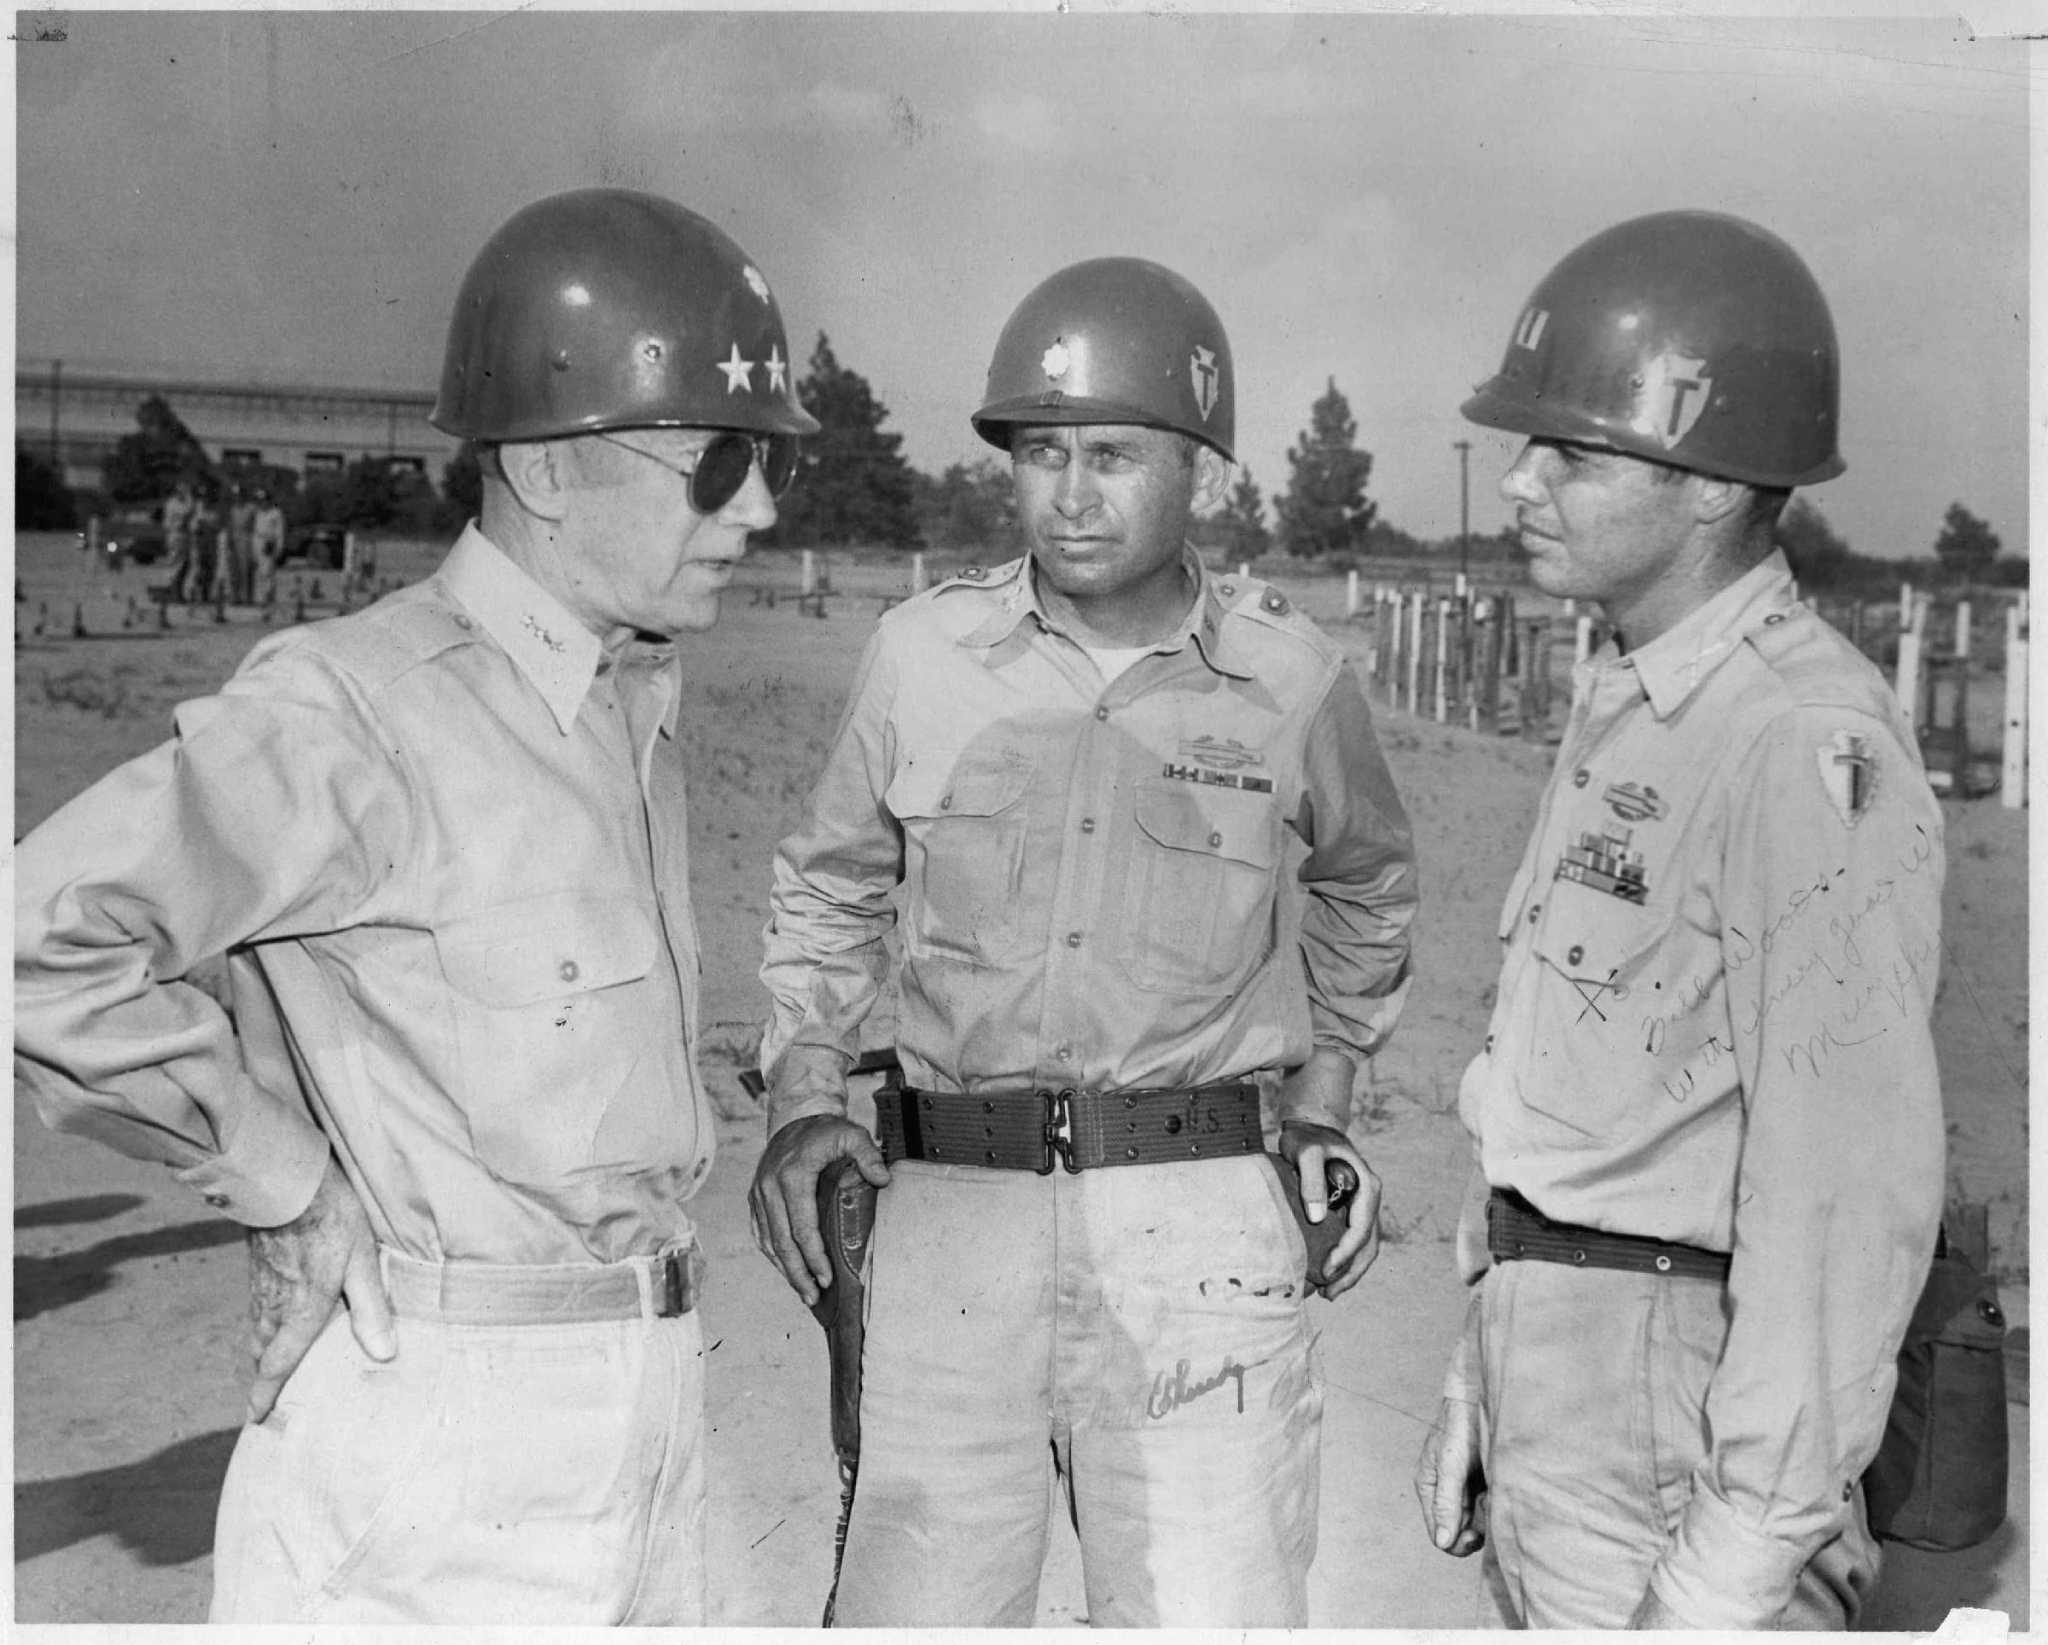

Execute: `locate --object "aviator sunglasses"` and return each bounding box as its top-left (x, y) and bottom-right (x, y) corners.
top-left (594, 429), bottom-right (802, 513)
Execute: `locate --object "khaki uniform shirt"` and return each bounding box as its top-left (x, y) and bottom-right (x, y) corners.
top-left (15, 525), bottom-right (714, 1264)
top-left (760, 552), bottom-right (1417, 1130)
top-left (1452, 551), bottom-right (1946, 1621)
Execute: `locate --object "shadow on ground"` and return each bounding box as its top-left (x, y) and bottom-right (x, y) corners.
top-left (15, 1193), bottom-right (146, 1229)
top-left (14, 1216), bottom-right (245, 1321)
top-left (15, 1426), bottom-right (237, 1568)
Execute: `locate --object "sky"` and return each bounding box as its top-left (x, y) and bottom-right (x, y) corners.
top-left (10, 6), bottom-right (2035, 560)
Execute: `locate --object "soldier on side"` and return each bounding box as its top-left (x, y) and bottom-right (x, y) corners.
top-left (1412, 210), bottom-right (1946, 1629)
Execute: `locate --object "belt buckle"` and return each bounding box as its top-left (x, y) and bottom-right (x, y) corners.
top-left (1040, 1088), bottom-right (1082, 1175)
top-left (656, 1248), bottom-right (696, 1317)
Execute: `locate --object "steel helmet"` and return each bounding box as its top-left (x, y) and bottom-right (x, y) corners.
top-left (972, 257), bottom-right (1234, 460)
top-left (1461, 210), bottom-right (1843, 488)
top-left (431, 188), bottom-right (820, 443)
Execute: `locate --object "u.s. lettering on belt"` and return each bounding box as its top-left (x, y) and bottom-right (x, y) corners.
top-left (875, 1082), bottom-right (1263, 1174)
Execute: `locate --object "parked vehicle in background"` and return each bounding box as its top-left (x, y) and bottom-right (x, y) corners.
top-left (285, 523), bottom-right (348, 570)
top-left (99, 506), bottom-right (168, 564)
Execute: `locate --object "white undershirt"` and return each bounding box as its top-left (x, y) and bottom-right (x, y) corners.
top-left (1080, 643), bottom-right (1157, 685)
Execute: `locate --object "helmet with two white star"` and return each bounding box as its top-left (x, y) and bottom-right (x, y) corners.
top-left (971, 256), bottom-right (1235, 461)
top-left (430, 188), bottom-right (820, 443)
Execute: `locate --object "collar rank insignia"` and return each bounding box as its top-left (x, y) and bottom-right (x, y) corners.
top-left (1817, 731), bottom-right (1876, 827)
top-left (1556, 824), bottom-right (1648, 904)
top-left (1602, 781), bottom-right (1668, 824)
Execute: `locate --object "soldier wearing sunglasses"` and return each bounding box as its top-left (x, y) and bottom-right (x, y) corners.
top-left (14, 188), bottom-right (816, 1623)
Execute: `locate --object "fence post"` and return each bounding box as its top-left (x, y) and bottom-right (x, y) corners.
top-left (910, 552), bottom-right (928, 595)
top-left (1433, 598), bottom-right (1452, 723)
top-left (1574, 613), bottom-right (1595, 667)
top-left (801, 549), bottom-right (818, 597)
top-left (1953, 599), bottom-right (1972, 664)
top-left (1476, 597), bottom-right (1504, 734)
top-left (2003, 596), bottom-right (2028, 809)
top-left (1405, 592), bottom-right (1425, 716)
top-left (1346, 568), bottom-right (1361, 619)
top-left (1895, 594), bottom-right (1923, 731)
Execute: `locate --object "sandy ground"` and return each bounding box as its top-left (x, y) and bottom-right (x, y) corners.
top-left (11, 532), bottom-right (2032, 1627)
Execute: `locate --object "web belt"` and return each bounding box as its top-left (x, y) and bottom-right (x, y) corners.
top-left (1486, 1188), bottom-right (1731, 1283)
top-left (875, 1081), bottom-right (1263, 1174)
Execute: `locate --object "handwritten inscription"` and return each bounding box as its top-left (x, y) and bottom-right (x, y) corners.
top-left (1146, 1356), bottom-right (1248, 1420)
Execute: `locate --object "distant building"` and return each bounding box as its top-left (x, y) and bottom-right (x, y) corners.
top-left (16, 361), bottom-right (462, 493)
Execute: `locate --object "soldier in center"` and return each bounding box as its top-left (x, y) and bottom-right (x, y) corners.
top-left (752, 257), bottom-right (1419, 1625)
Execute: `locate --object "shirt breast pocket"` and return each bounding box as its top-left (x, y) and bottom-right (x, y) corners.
top-left (886, 750), bottom-right (1036, 967)
top-left (1521, 875), bottom-right (1671, 1139)
top-left (435, 893), bottom-right (660, 1186)
top-left (1121, 778), bottom-right (1281, 996)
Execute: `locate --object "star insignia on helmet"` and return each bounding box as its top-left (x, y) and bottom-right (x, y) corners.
top-left (718, 343), bottom-right (756, 394)
top-left (743, 264), bottom-right (772, 303)
top-left (1041, 341), bottom-right (1071, 382)
top-left (766, 345), bottom-right (788, 393)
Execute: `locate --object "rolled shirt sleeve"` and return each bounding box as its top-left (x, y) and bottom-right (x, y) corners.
top-left (14, 646), bottom-right (408, 1226)
top-left (1286, 661), bottom-right (1417, 1128)
top-left (1648, 702), bottom-right (1946, 1625)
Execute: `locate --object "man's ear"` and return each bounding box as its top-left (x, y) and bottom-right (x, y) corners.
top-left (1689, 470), bottom-right (1748, 529)
top-left (495, 440), bottom-right (573, 523)
top-left (1192, 444), bottom-right (1232, 515)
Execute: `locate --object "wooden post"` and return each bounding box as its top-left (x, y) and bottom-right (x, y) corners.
top-left (1954, 600), bottom-right (1973, 664)
top-left (1405, 592), bottom-right (1424, 716)
top-left (1575, 613), bottom-right (1594, 667)
top-left (910, 552), bottom-right (928, 595)
top-left (1238, 562), bottom-right (1251, 581)
top-left (801, 549), bottom-right (818, 596)
top-left (1895, 596), bottom-right (1923, 731)
top-left (1346, 569), bottom-right (1361, 618)
top-left (2002, 597), bottom-right (2028, 808)
top-left (1848, 600), bottom-right (1865, 650)
top-left (1477, 597), bottom-right (1504, 734)
top-left (1433, 598), bottom-right (1452, 723)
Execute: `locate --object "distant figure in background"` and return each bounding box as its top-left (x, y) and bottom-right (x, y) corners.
top-left (224, 486), bottom-right (259, 604)
top-left (14, 187), bottom-right (817, 1625)
top-left (251, 489), bottom-right (288, 607)
top-left (186, 489), bottom-right (223, 605)
top-left (161, 479), bottom-right (199, 601)
top-left (1412, 210), bottom-right (1946, 1630)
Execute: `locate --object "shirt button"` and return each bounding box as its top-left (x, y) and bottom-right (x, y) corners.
top-left (1484, 1034), bottom-right (1495, 1052)
top-left (560, 959), bottom-right (580, 982)
top-left (1567, 944), bottom-right (1584, 966)
top-left (1207, 831), bottom-right (1223, 848)
top-left (939, 795), bottom-right (952, 810)
top-left (1095, 706), bottom-right (1109, 721)
top-left (1527, 905), bottom-right (1541, 924)
top-left (1573, 768), bottom-right (1590, 788)
top-left (203, 1192), bottom-right (230, 1209)
top-left (1080, 817), bottom-right (1096, 834)
top-left (1066, 931), bottom-right (1082, 948)
top-left (1056, 1043), bottom-right (1073, 1061)
top-left (453, 614), bottom-right (474, 631)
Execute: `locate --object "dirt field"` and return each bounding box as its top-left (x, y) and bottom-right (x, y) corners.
top-left (12, 529), bottom-right (2030, 1626)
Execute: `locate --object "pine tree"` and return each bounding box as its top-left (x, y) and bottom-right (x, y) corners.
top-left (777, 334), bottom-right (923, 549)
top-left (1275, 378), bottom-right (1376, 558)
top-left (102, 394), bottom-right (214, 504)
top-left (1219, 467), bottom-right (1271, 559)
top-left (1932, 502), bottom-right (2000, 586)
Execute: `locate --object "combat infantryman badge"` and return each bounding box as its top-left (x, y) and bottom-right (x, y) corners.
top-left (1603, 781), bottom-right (1669, 823)
top-left (1817, 731), bottom-right (1876, 826)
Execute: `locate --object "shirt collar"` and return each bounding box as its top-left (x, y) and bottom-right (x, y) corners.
top-left (1622, 548), bottom-right (1799, 720)
top-left (439, 524), bottom-right (650, 738)
top-left (959, 547), bottom-right (1254, 680)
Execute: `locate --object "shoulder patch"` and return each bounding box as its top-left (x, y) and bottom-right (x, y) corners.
top-left (1815, 729), bottom-right (1879, 826)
